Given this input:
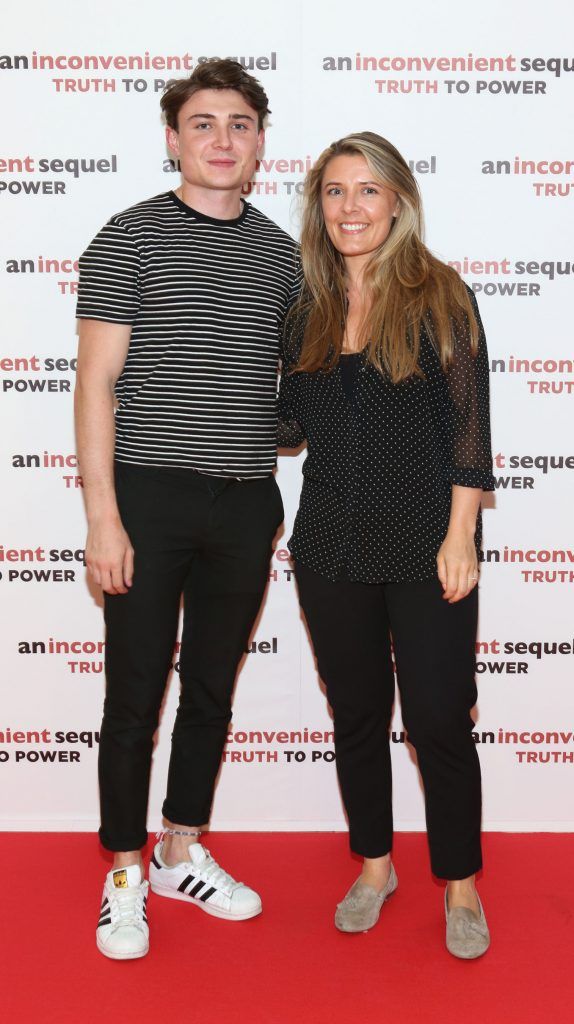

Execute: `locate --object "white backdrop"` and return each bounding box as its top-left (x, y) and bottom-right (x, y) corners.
top-left (1, 0), bottom-right (573, 833)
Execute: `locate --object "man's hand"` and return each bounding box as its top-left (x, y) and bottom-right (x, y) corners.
top-left (86, 517), bottom-right (134, 595)
top-left (436, 528), bottom-right (478, 604)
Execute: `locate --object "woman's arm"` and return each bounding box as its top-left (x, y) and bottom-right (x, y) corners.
top-left (445, 289), bottom-right (495, 491)
top-left (277, 310), bottom-right (306, 448)
top-left (438, 290), bottom-right (494, 602)
top-left (437, 485), bottom-right (482, 603)
top-left (277, 366), bottom-right (306, 448)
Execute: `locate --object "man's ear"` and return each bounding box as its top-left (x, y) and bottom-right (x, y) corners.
top-left (256, 129), bottom-right (265, 159)
top-left (166, 125), bottom-right (180, 157)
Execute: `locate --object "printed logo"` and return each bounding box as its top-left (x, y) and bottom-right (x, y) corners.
top-left (1, 355), bottom-right (76, 395)
top-left (475, 638), bottom-right (574, 674)
top-left (223, 726), bottom-right (335, 764)
top-left (448, 258), bottom-right (574, 298)
top-left (269, 547), bottom-right (294, 583)
top-left (0, 156), bottom-right (118, 197)
top-left (481, 157), bottom-right (574, 198)
top-left (490, 356), bottom-right (574, 395)
top-left (18, 638), bottom-right (104, 674)
top-left (4, 256), bottom-right (79, 295)
top-left (492, 453), bottom-right (574, 490)
top-left (11, 452), bottom-right (81, 490)
top-left (322, 53), bottom-right (574, 97)
top-left (0, 545), bottom-right (85, 584)
top-left (0, 727), bottom-right (98, 764)
top-left (0, 52), bottom-right (277, 95)
top-left (480, 546), bottom-right (574, 583)
top-left (166, 152), bottom-right (436, 201)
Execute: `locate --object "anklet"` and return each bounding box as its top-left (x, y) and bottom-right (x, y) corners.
top-left (156, 828), bottom-right (202, 840)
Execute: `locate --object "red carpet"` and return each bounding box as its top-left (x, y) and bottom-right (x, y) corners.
top-left (2, 833), bottom-right (572, 1023)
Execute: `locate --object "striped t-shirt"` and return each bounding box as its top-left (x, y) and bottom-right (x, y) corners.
top-left (76, 190), bottom-right (300, 478)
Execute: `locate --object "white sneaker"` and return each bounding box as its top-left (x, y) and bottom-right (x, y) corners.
top-left (149, 842), bottom-right (262, 921)
top-left (96, 864), bottom-right (149, 960)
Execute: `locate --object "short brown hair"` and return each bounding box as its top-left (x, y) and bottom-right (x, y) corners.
top-left (161, 59), bottom-right (270, 131)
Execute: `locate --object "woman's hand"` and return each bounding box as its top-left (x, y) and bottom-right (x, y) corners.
top-left (436, 528), bottom-right (478, 603)
top-left (438, 485), bottom-right (482, 602)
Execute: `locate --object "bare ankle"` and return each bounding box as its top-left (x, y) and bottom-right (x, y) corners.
top-left (361, 853), bottom-right (391, 888)
top-left (446, 876), bottom-right (480, 913)
top-left (160, 824), bottom-right (202, 866)
top-left (162, 839), bottom-right (194, 866)
top-left (447, 876), bottom-right (476, 895)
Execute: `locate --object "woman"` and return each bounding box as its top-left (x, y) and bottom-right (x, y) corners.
top-left (278, 132), bottom-right (494, 958)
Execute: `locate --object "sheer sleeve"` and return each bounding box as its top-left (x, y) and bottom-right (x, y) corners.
top-left (277, 311), bottom-right (306, 449)
top-left (444, 290), bottom-right (495, 491)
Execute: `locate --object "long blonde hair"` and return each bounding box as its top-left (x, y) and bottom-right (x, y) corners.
top-left (294, 132), bottom-right (478, 381)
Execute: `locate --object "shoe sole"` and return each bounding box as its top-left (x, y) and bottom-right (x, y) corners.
top-left (150, 881), bottom-right (262, 921)
top-left (444, 937), bottom-right (487, 958)
top-left (96, 935), bottom-right (149, 960)
top-left (445, 939), bottom-right (491, 960)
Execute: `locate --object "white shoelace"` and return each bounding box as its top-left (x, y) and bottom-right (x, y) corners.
top-left (191, 849), bottom-right (241, 896)
top-left (109, 886), bottom-right (146, 932)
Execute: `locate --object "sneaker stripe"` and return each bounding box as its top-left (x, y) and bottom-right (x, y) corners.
top-left (189, 880), bottom-right (205, 898)
top-left (199, 886), bottom-right (217, 903)
top-left (98, 917), bottom-right (112, 928)
top-left (177, 874), bottom-right (194, 893)
top-left (151, 851), bottom-right (162, 870)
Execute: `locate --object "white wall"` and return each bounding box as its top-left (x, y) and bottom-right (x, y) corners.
top-left (1, 0), bottom-right (573, 832)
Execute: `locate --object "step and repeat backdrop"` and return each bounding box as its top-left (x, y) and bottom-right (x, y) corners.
top-left (1, 1), bottom-right (573, 833)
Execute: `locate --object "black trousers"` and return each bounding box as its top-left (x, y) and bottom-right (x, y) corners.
top-left (294, 563), bottom-right (482, 880)
top-left (99, 463), bottom-right (283, 852)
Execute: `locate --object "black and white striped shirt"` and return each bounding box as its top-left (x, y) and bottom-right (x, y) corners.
top-left (76, 190), bottom-right (300, 477)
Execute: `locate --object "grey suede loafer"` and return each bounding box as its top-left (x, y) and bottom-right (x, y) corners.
top-left (335, 863), bottom-right (398, 933)
top-left (445, 890), bottom-right (490, 959)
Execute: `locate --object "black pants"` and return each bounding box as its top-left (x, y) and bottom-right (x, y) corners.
top-left (99, 463), bottom-right (283, 852)
top-left (295, 563), bottom-right (482, 880)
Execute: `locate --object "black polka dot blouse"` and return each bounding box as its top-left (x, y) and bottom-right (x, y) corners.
top-left (278, 289), bottom-right (495, 584)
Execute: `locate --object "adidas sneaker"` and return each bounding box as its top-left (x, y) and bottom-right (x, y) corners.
top-left (149, 842), bottom-right (261, 921)
top-left (96, 864), bottom-right (149, 960)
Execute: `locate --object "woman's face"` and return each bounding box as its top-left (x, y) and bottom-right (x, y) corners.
top-left (320, 154), bottom-right (399, 264)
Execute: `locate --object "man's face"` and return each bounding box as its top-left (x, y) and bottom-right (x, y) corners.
top-left (166, 88), bottom-right (264, 193)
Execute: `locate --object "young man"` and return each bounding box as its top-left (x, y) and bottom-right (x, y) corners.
top-left (75, 59), bottom-right (300, 960)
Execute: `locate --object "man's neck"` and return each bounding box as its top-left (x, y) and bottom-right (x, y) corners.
top-left (177, 182), bottom-right (243, 220)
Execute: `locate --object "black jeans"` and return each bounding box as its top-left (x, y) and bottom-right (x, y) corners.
top-left (99, 463), bottom-right (283, 852)
top-left (295, 563), bottom-right (482, 880)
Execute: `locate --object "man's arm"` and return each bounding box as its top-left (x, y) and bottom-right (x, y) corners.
top-left (75, 320), bottom-right (133, 595)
